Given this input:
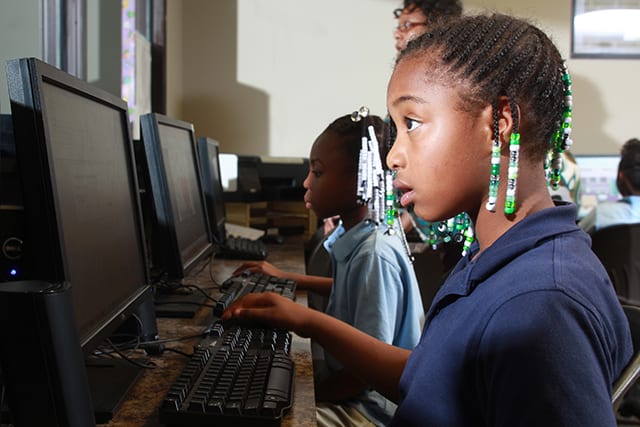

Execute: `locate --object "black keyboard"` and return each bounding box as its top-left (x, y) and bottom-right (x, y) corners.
top-left (214, 273), bottom-right (296, 317)
top-left (159, 319), bottom-right (294, 426)
top-left (218, 237), bottom-right (268, 260)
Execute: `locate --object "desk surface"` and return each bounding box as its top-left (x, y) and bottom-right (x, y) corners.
top-left (99, 236), bottom-right (317, 427)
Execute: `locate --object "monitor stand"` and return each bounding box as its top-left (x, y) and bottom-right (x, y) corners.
top-left (86, 358), bottom-right (143, 424)
top-left (153, 289), bottom-right (208, 318)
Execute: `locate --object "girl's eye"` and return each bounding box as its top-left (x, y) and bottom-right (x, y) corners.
top-left (406, 118), bottom-right (421, 132)
top-left (311, 170), bottom-right (322, 177)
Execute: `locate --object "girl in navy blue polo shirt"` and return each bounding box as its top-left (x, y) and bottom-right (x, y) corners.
top-left (224, 13), bottom-right (632, 427)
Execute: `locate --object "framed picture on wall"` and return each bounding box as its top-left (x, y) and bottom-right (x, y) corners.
top-left (572, 0), bottom-right (640, 58)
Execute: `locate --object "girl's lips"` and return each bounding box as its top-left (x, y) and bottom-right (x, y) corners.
top-left (393, 177), bottom-right (414, 207)
top-left (399, 189), bottom-right (415, 208)
top-left (304, 196), bottom-right (313, 210)
top-left (304, 191), bottom-right (312, 209)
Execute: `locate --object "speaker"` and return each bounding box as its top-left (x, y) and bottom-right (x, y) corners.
top-left (0, 280), bottom-right (96, 427)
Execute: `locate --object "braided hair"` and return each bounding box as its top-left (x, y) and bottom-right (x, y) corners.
top-left (323, 114), bottom-right (387, 174)
top-left (397, 13), bottom-right (567, 163)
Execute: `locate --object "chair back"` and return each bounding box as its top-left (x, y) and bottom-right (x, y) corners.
top-left (304, 226), bottom-right (332, 313)
top-left (305, 226), bottom-right (332, 279)
top-left (591, 223), bottom-right (640, 305)
top-left (613, 305), bottom-right (640, 414)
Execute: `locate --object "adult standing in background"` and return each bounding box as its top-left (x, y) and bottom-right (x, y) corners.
top-left (393, 0), bottom-right (463, 52)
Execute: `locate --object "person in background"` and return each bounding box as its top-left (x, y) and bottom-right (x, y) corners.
top-left (393, 0), bottom-right (463, 52)
top-left (234, 110), bottom-right (423, 427)
top-left (225, 13), bottom-right (632, 426)
top-left (579, 137), bottom-right (640, 234)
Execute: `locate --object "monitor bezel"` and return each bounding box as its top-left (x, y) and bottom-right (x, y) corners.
top-left (196, 136), bottom-right (227, 245)
top-left (139, 113), bottom-right (213, 280)
top-left (6, 57), bottom-right (151, 355)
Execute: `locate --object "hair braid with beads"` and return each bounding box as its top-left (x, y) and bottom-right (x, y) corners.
top-left (397, 13), bottom-right (570, 213)
top-left (399, 13), bottom-right (567, 163)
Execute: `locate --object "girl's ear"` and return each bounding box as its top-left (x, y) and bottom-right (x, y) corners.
top-left (495, 96), bottom-right (516, 146)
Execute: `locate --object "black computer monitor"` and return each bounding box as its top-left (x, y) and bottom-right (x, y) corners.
top-left (6, 57), bottom-right (152, 422)
top-left (574, 154), bottom-right (621, 218)
top-left (196, 137), bottom-right (227, 244)
top-left (138, 113), bottom-right (213, 317)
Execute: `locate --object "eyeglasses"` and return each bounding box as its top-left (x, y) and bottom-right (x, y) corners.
top-left (393, 5), bottom-right (419, 18)
top-left (395, 21), bottom-right (427, 33)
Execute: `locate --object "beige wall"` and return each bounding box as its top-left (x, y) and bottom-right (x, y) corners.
top-left (166, 0), bottom-right (183, 119)
top-left (466, 0), bottom-right (640, 155)
top-left (0, 0), bottom-right (41, 114)
top-left (167, 0), bottom-right (640, 157)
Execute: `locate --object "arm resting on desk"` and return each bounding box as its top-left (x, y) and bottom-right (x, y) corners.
top-left (223, 292), bottom-right (409, 402)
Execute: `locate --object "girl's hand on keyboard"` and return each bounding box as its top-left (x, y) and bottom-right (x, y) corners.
top-left (232, 260), bottom-right (285, 278)
top-left (221, 292), bottom-right (310, 336)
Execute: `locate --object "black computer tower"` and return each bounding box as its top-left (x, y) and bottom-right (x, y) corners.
top-left (0, 114), bottom-right (24, 282)
top-left (0, 280), bottom-right (96, 427)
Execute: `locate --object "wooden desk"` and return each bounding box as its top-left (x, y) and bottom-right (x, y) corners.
top-left (99, 236), bottom-right (317, 426)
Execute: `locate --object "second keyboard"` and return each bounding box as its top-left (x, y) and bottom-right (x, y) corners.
top-left (214, 272), bottom-right (297, 317)
top-left (217, 237), bottom-right (268, 260)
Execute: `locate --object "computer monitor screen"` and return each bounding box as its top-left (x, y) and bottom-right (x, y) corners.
top-left (574, 154), bottom-right (621, 218)
top-left (139, 113), bottom-right (212, 280)
top-left (5, 57), bottom-right (150, 355)
top-left (197, 137), bottom-right (227, 244)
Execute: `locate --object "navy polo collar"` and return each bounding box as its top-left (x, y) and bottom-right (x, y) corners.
top-left (426, 203), bottom-right (583, 320)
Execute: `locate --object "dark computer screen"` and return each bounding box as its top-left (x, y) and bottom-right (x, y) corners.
top-left (574, 154), bottom-right (621, 218)
top-left (5, 57), bottom-right (150, 354)
top-left (197, 137), bottom-right (227, 244)
top-left (139, 113), bottom-right (212, 280)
